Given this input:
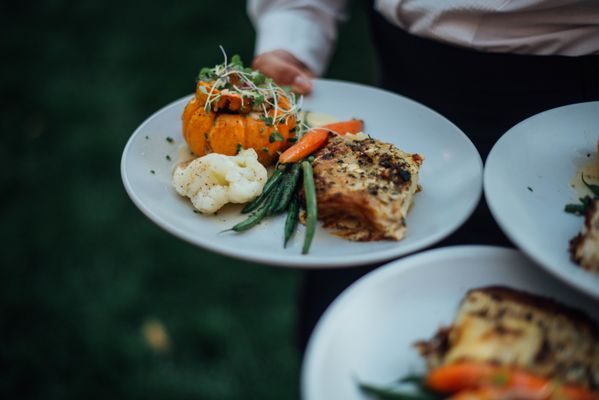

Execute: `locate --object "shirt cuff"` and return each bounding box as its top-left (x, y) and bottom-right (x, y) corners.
top-left (254, 9), bottom-right (337, 76)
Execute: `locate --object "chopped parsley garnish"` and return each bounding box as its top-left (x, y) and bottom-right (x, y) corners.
top-left (260, 147), bottom-right (269, 153)
top-left (566, 196), bottom-right (593, 215)
top-left (565, 174), bottom-right (599, 215)
top-left (269, 131), bottom-right (284, 143)
top-left (166, 155), bottom-right (171, 161)
top-left (166, 137), bottom-right (174, 143)
top-left (236, 143), bottom-right (243, 154)
top-left (150, 170), bottom-right (155, 174)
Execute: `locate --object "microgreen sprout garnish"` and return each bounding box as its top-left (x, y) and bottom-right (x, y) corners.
top-left (196, 46), bottom-right (307, 131)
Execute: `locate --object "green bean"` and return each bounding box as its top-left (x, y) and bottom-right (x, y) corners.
top-left (229, 186), bottom-right (282, 232)
top-left (242, 168), bottom-right (285, 214)
top-left (229, 205), bottom-right (269, 232)
top-left (302, 160), bottom-right (317, 254)
top-left (266, 182), bottom-right (285, 216)
top-left (273, 162), bottom-right (302, 214)
top-left (284, 193), bottom-right (300, 247)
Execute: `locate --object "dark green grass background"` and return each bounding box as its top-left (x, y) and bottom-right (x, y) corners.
top-left (1, 1), bottom-right (374, 399)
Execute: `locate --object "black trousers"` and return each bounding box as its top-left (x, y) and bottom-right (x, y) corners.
top-left (298, 10), bottom-right (599, 349)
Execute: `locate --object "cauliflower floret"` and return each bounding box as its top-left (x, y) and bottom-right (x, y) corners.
top-left (172, 149), bottom-right (267, 214)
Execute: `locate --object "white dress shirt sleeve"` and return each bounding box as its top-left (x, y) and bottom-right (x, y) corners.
top-left (247, 0), bottom-right (347, 76)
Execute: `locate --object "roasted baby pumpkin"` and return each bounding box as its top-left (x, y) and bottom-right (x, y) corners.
top-left (182, 80), bottom-right (297, 165)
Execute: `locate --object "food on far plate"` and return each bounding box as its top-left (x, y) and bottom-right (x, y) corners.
top-left (570, 199), bottom-right (599, 272)
top-left (566, 139), bottom-right (599, 273)
top-left (172, 149), bottom-right (266, 214)
top-left (312, 133), bottom-right (423, 241)
top-left (359, 286), bottom-right (599, 400)
top-left (181, 52), bottom-right (297, 166)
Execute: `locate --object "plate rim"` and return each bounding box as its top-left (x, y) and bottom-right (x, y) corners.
top-left (121, 78), bottom-right (483, 268)
top-left (483, 101), bottom-right (599, 298)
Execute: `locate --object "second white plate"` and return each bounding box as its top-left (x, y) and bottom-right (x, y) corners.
top-left (484, 101), bottom-right (599, 297)
top-left (301, 245), bottom-right (599, 400)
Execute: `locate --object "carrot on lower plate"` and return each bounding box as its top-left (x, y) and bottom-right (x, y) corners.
top-left (278, 119), bottom-right (364, 164)
top-left (427, 362), bottom-right (597, 400)
top-left (449, 385), bottom-right (597, 400)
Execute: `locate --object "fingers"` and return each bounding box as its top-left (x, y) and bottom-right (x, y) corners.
top-left (292, 75), bottom-right (312, 94)
top-left (253, 50), bottom-right (315, 94)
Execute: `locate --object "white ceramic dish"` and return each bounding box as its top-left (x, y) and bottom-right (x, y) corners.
top-left (301, 245), bottom-right (599, 400)
top-left (484, 102), bottom-right (599, 297)
top-left (121, 79), bottom-right (482, 268)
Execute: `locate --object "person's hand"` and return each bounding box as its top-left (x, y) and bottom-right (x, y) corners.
top-left (252, 50), bottom-right (315, 94)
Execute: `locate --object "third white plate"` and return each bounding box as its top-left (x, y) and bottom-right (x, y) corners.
top-left (485, 101), bottom-right (599, 297)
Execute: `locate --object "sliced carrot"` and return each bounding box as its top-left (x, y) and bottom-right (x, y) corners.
top-left (278, 129), bottom-right (328, 164)
top-left (448, 386), bottom-right (506, 400)
top-left (319, 119), bottom-right (364, 136)
top-left (427, 362), bottom-right (597, 400)
top-left (558, 385), bottom-right (599, 400)
top-left (449, 385), bottom-right (598, 400)
top-left (278, 119), bottom-right (364, 164)
top-left (427, 362), bottom-right (497, 393)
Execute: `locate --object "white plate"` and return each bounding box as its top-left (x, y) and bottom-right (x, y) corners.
top-left (301, 245), bottom-right (599, 400)
top-left (121, 79), bottom-right (482, 268)
top-left (484, 102), bottom-right (599, 297)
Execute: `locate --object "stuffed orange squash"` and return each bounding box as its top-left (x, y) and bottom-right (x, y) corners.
top-left (182, 55), bottom-right (297, 166)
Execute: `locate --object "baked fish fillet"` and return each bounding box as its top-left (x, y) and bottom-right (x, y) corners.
top-left (311, 134), bottom-right (423, 241)
top-left (416, 286), bottom-right (599, 392)
top-left (570, 199), bottom-right (599, 273)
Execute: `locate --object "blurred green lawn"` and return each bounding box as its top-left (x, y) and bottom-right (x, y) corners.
top-left (1, 1), bottom-right (374, 399)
